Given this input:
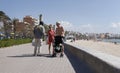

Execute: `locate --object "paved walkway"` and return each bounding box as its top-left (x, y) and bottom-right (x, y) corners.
top-left (0, 43), bottom-right (94, 73)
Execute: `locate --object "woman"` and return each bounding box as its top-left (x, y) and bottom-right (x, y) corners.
top-left (47, 24), bottom-right (55, 54)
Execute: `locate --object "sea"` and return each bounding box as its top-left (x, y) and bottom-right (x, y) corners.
top-left (102, 39), bottom-right (120, 43)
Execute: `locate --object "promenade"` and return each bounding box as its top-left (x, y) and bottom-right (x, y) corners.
top-left (0, 43), bottom-right (94, 73)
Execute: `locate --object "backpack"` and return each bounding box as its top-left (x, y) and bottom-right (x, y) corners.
top-left (36, 25), bottom-right (44, 36)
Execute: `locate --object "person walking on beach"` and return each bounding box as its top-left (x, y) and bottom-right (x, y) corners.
top-left (47, 24), bottom-right (55, 55)
top-left (33, 15), bottom-right (45, 56)
top-left (53, 22), bottom-right (65, 57)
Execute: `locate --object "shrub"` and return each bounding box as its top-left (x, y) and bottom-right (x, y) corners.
top-left (0, 38), bottom-right (32, 48)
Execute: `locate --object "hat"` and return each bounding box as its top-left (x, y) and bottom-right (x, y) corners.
top-left (56, 22), bottom-right (60, 25)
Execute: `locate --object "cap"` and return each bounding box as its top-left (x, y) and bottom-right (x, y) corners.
top-left (56, 22), bottom-right (60, 25)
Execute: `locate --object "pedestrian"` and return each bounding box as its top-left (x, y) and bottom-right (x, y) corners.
top-left (47, 24), bottom-right (55, 55)
top-left (33, 20), bottom-right (45, 56)
top-left (53, 22), bottom-right (65, 57)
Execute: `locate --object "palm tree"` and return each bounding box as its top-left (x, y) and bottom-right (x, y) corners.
top-left (0, 11), bottom-right (11, 38)
top-left (0, 11), bottom-right (11, 20)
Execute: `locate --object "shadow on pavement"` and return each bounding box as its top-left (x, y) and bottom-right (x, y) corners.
top-left (7, 54), bottom-right (34, 57)
top-left (37, 54), bottom-right (53, 58)
top-left (7, 54), bottom-right (53, 58)
top-left (64, 48), bottom-right (95, 73)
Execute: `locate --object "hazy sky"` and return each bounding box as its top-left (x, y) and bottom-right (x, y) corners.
top-left (0, 0), bottom-right (120, 33)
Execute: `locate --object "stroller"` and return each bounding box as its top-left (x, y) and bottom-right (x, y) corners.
top-left (52, 36), bottom-right (64, 57)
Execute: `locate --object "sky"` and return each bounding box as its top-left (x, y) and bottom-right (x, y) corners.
top-left (0, 0), bottom-right (120, 34)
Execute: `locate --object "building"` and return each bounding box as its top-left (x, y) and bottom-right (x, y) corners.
top-left (13, 16), bottom-right (37, 38)
top-left (23, 16), bottom-right (35, 26)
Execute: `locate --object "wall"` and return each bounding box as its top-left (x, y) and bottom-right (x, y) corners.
top-left (64, 42), bottom-right (120, 73)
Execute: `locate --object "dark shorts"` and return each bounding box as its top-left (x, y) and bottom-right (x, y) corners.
top-left (54, 36), bottom-right (64, 45)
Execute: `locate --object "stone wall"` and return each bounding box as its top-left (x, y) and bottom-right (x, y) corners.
top-left (64, 43), bottom-right (120, 73)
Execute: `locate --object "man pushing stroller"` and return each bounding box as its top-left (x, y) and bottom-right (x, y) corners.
top-left (52, 22), bottom-right (65, 57)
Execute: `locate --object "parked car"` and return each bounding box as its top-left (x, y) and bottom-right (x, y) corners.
top-left (65, 35), bottom-right (75, 42)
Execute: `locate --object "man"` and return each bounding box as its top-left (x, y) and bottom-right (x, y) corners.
top-left (54, 22), bottom-right (65, 57)
top-left (33, 20), bottom-right (45, 56)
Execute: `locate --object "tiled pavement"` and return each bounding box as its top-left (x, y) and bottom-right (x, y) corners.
top-left (0, 43), bottom-right (94, 73)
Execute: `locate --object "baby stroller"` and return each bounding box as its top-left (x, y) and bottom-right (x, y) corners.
top-left (52, 36), bottom-right (64, 57)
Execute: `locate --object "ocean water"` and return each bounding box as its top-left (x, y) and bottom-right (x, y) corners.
top-left (102, 39), bottom-right (120, 43)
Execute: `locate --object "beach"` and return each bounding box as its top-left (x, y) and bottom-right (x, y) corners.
top-left (69, 40), bottom-right (120, 57)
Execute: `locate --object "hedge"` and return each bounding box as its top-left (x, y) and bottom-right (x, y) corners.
top-left (0, 38), bottom-right (32, 48)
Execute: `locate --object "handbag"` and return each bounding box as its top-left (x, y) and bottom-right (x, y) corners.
top-left (32, 39), bottom-right (35, 46)
top-left (32, 39), bottom-right (42, 46)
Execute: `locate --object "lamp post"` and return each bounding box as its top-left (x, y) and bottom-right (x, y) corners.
top-left (39, 14), bottom-right (42, 22)
top-left (39, 14), bottom-right (44, 25)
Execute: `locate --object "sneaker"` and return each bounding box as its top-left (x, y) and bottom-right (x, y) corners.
top-left (60, 53), bottom-right (64, 57)
top-left (52, 53), bottom-right (56, 57)
top-left (33, 54), bottom-right (37, 56)
top-left (52, 54), bottom-right (54, 57)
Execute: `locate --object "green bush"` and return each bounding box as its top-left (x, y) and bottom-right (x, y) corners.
top-left (0, 38), bottom-right (32, 48)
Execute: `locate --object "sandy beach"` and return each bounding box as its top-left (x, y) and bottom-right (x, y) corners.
top-left (70, 40), bottom-right (120, 57)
